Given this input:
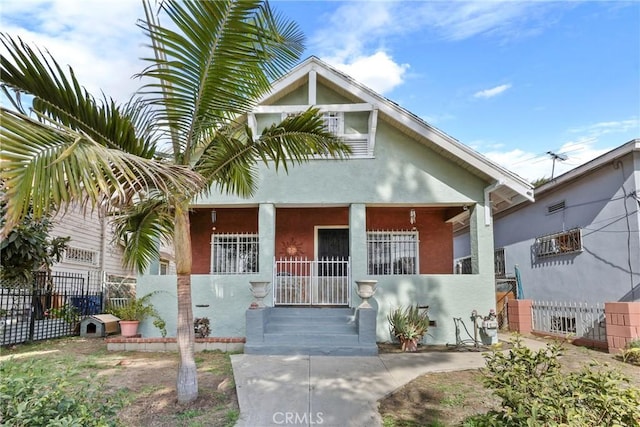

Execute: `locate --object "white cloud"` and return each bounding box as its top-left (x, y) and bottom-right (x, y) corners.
top-left (323, 51), bottom-right (409, 94)
top-left (1, 0), bottom-right (146, 102)
top-left (568, 119), bottom-right (639, 138)
top-left (474, 84), bottom-right (512, 99)
top-left (482, 137), bottom-right (614, 182)
top-left (412, 1), bottom-right (555, 42)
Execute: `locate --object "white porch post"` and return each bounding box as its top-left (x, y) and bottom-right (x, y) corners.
top-left (349, 203), bottom-right (367, 284)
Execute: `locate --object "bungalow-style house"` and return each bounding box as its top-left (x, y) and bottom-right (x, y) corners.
top-left (456, 139), bottom-right (639, 305)
top-left (137, 57), bottom-right (533, 353)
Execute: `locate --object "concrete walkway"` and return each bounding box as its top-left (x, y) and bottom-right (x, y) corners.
top-left (231, 337), bottom-right (548, 427)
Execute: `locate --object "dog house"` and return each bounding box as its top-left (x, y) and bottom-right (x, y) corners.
top-left (80, 314), bottom-right (120, 337)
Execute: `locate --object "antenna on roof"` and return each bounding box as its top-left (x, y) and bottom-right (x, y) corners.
top-left (547, 151), bottom-right (568, 179)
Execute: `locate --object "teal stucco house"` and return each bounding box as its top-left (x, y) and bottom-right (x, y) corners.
top-left (137, 57), bottom-right (533, 353)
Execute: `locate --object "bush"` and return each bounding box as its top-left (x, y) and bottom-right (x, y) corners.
top-left (465, 337), bottom-right (640, 426)
top-left (0, 358), bottom-right (125, 426)
top-left (387, 305), bottom-right (430, 352)
top-left (619, 339), bottom-right (640, 366)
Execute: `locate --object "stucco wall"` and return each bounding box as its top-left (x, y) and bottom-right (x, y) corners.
top-left (493, 153), bottom-right (639, 303)
top-left (196, 121), bottom-right (485, 206)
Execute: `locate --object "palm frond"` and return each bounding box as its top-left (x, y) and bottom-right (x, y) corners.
top-left (0, 108), bottom-right (204, 232)
top-left (195, 108), bottom-right (351, 198)
top-left (137, 0), bottom-right (305, 162)
top-left (0, 33), bottom-right (155, 158)
top-left (110, 197), bottom-right (175, 272)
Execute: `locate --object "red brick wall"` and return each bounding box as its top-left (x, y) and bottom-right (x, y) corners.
top-left (605, 302), bottom-right (640, 354)
top-left (190, 206), bottom-right (454, 274)
top-left (275, 207), bottom-right (349, 258)
top-left (366, 207), bottom-right (453, 274)
top-left (190, 208), bottom-right (258, 274)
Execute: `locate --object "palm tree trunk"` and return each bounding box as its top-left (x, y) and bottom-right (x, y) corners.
top-left (174, 205), bottom-right (198, 403)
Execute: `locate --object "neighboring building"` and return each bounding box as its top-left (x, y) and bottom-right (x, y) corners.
top-left (456, 139), bottom-right (640, 304)
top-left (137, 57), bottom-right (533, 347)
top-left (49, 206), bottom-right (176, 290)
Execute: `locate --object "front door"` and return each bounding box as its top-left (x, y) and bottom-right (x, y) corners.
top-left (315, 228), bottom-right (350, 305)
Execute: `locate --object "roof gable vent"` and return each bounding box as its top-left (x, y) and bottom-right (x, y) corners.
top-left (547, 200), bottom-right (565, 214)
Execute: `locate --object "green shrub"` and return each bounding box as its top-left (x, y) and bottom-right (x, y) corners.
top-left (0, 358), bottom-right (125, 426)
top-left (619, 339), bottom-right (640, 366)
top-left (387, 305), bottom-right (430, 352)
top-left (465, 337), bottom-right (640, 426)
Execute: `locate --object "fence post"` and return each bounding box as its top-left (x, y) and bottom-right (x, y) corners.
top-left (604, 302), bottom-right (640, 354)
top-left (507, 299), bottom-right (533, 334)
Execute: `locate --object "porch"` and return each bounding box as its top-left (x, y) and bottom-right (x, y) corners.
top-left (135, 202), bottom-right (498, 348)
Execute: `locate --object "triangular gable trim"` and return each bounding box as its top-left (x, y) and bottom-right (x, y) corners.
top-left (261, 57), bottom-right (533, 202)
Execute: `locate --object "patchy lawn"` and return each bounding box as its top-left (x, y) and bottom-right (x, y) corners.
top-left (378, 335), bottom-right (640, 427)
top-left (0, 337), bottom-right (239, 427)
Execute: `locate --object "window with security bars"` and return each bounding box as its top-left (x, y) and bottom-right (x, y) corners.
top-left (535, 228), bottom-right (582, 258)
top-left (211, 234), bottom-right (259, 274)
top-left (64, 247), bottom-right (98, 266)
top-left (367, 230), bottom-right (418, 275)
top-left (455, 248), bottom-right (505, 275)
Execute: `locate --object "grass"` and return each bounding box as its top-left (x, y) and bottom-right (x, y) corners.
top-left (0, 337), bottom-right (238, 426)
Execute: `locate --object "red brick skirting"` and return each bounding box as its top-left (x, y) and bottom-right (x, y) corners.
top-left (105, 336), bottom-right (245, 352)
top-left (106, 337), bottom-right (245, 344)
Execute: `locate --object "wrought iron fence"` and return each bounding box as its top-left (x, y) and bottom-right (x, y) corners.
top-left (0, 271), bottom-right (103, 346)
top-left (274, 257), bottom-right (351, 306)
top-left (531, 300), bottom-right (606, 343)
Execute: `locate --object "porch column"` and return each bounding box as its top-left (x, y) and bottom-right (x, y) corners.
top-left (258, 203), bottom-right (275, 282)
top-left (469, 203), bottom-right (494, 276)
top-left (349, 204), bottom-right (367, 280)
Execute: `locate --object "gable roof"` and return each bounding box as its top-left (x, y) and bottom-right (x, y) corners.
top-left (535, 139), bottom-right (639, 196)
top-left (259, 56), bottom-right (534, 211)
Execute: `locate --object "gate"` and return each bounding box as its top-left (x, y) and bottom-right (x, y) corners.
top-left (273, 257), bottom-right (351, 306)
top-left (496, 277), bottom-right (517, 329)
top-left (0, 272), bottom-right (103, 346)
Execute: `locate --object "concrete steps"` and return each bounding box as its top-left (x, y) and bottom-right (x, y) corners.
top-left (244, 307), bottom-right (378, 356)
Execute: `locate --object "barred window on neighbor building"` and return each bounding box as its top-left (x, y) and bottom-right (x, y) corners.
top-left (367, 230), bottom-right (419, 275)
top-left (211, 233), bottom-right (259, 274)
top-left (64, 247), bottom-right (98, 266)
top-left (535, 228), bottom-right (583, 259)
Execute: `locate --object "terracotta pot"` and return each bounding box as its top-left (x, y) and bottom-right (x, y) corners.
top-left (119, 320), bottom-right (140, 337)
top-left (400, 337), bottom-right (419, 352)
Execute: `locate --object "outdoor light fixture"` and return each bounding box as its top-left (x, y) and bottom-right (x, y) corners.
top-left (409, 209), bottom-right (416, 225)
top-left (211, 209), bottom-right (217, 224)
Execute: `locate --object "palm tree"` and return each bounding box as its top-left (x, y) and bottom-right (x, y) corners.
top-left (0, 0), bottom-right (349, 403)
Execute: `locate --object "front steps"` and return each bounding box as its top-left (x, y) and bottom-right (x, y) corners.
top-left (244, 307), bottom-right (378, 356)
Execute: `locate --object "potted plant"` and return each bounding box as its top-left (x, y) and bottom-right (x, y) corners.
top-left (107, 292), bottom-right (166, 337)
top-left (387, 305), bottom-right (430, 352)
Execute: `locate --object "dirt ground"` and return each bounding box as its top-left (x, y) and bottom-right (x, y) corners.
top-left (378, 334), bottom-right (640, 426)
top-left (3, 335), bottom-right (638, 427)
top-left (1, 337), bottom-right (239, 427)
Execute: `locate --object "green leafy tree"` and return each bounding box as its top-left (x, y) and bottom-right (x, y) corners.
top-left (0, 0), bottom-right (349, 403)
top-left (0, 199), bottom-right (70, 286)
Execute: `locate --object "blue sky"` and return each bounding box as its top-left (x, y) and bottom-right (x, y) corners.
top-left (2, 0), bottom-right (638, 181)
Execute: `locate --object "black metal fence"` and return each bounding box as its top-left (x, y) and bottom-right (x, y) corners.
top-left (1, 272), bottom-right (103, 346)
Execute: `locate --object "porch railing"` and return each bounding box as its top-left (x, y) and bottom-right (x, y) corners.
top-left (273, 257), bottom-right (351, 306)
top-left (531, 300), bottom-right (606, 344)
